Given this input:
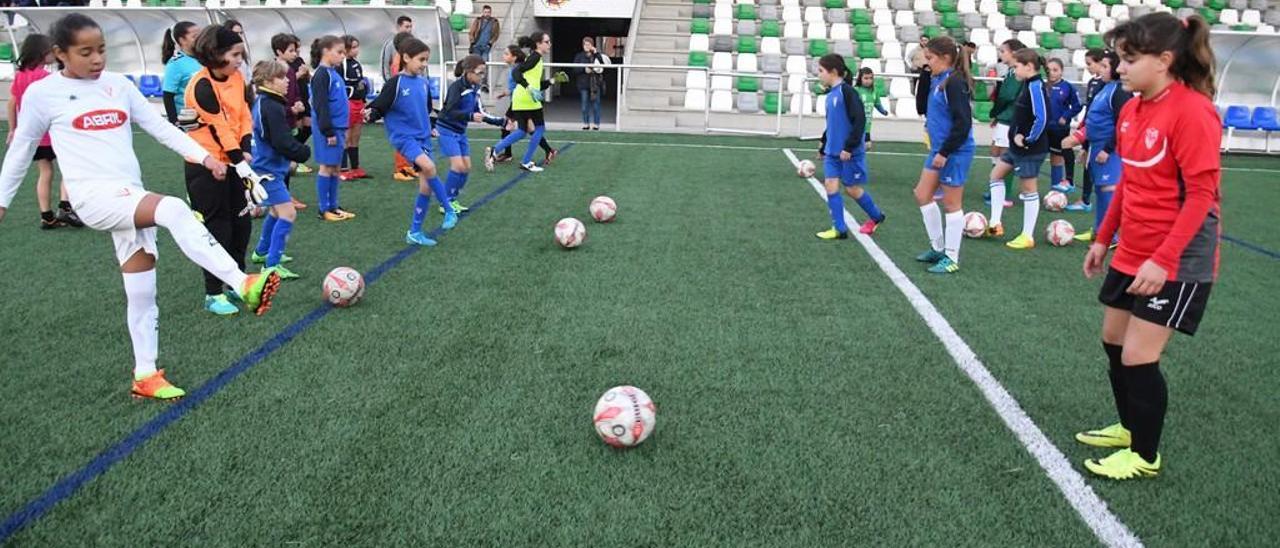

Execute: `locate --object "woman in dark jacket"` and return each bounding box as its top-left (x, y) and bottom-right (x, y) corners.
top-left (572, 37), bottom-right (608, 131)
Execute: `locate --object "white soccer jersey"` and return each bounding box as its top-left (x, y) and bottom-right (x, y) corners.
top-left (0, 71), bottom-right (211, 209)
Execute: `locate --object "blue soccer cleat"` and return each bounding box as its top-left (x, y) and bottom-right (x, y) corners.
top-left (441, 209), bottom-right (458, 231)
top-left (405, 230), bottom-right (438, 247)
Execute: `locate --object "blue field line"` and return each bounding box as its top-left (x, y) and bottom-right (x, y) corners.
top-left (1222, 234), bottom-right (1280, 261)
top-left (0, 143), bottom-right (573, 543)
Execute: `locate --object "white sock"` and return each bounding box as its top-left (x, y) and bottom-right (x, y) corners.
top-left (989, 181), bottom-right (1006, 225)
top-left (1021, 191), bottom-right (1040, 239)
top-left (944, 210), bottom-right (964, 263)
top-left (919, 202), bottom-right (944, 251)
top-left (123, 269), bottom-right (159, 379)
top-left (153, 196), bottom-right (247, 291)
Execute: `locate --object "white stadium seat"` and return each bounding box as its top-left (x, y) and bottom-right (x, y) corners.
top-left (860, 58), bottom-right (882, 73)
top-left (787, 73), bottom-right (806, 93)
top-left (873, 9), bottom-right (893, 26)
top-left (895, 11), bottom-right (916, 27)
top-left (782, 6), bottom-right (802, 22)
top-left (914, 0), bottom-right (933, 11)
top-left (816, 92), bottom-right (827, 116)
top-left (830, 23), bottom-right (851, 40)
top-left (784, 22), bottom-right (804, 38)
top-left (737, 53), bottom-right (759, 72)
top-left (1089, 4), bottom-right (1108, 19)
top-left (1242, 10), bottom-right (1261, 26)
top-left (710, 90), bottom-right (734, 112)
top-left (979, 0), bottom-right (997, 14)
top-left (895, 99), bottom-right (919, 119)
top-left (1111, 5), bottom-right (1130, 20)
top-left (684, 89), bottom-right (706, 110)
top-left (713, 19), bottom-right (734, 35)
top-left (957, 0), bottom-right (976, 14)
top-left (1220, 9), bottom-right (1240, 25)
top-left (992, 28), bottom-right (1013, 46)
top-left (1099, 18), bottom-right (1116, 33)
top-left (1045, 1), bottom-right (1064, 18)
top-left (890, 78), bottom-right (913, 99)
top-left (976, 45), bottom-right (999, 66)
top-left (807, 23), bottom-right (828, 40)
top-left (713, 52), bottom-right (734, 71)
top-left (847, 0), bottom-right (867, 9)
top-left (686, 70), bottom-right (707, 90)
top-left (881, 42), bottom-right (903, 60)
top-left (1017, 31), bottom-right (1039, 48)
top-left (869, 0), bottom-right (889, 9)
top-left (1076, 18), bottom-right (1097, 34)
top-left (1032, 15), bottom-right (1053, 33)
top-left (455, 0), bottom-right (473, 14)
top-left (987, 13), bottom-right (1007, 31)
top-left (761, 37), bottom-right (782, 55)
top-left (970, 28), bottom-right (991, 46)
top-left (715, 3), bottom-right (733, 20)
top-left (790, 93), bottom-right (814, 115)
top-left (876, 25), bottom-right (897, 42)
top-left (785, 55), bottom-right (807, 74)
top-left (884, 59), bottom-right (907, 75)
top-left (805, 7), bottom-right (825, 24)
top-left (711, 75), bottom-right (733, 91)
top-left (690, 34), bottom-right (710, 52)
top-left (1072, 49), bottom-right (1088, 69)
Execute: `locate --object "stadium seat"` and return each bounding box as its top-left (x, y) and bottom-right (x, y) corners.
top-left (714, 19), bottom-right (734, 35)
top-left (785, 21), bottom-right (805, 38)
top-left (738, 75), bottom-right (761, 92)
top-left (917, 11), bottom-right (939, 26)
top-left (957, 0), bottom-right (976, 13)
top-left (785, 54), bottom-right (808, 74)
top-left (738, 52), bottom-right (760, 72)
top-left (889, 77), bottom-right (913, 98)
top-left (1222, 105), bottom-right (1253, 151)
top-left (900, 26), bottom-right (922, 42)
top-left (976, 44), bottom-right (999, 65)
top-left (713, 35), bottom-right (736, 52)
top-left (761, 19), bottom-right (782, 36)
top-left (873, 8), bottom-right (894, 25)
top-left (914, 0), bottom-right (934, 10)
top-left (739, 36), bottom-right (760, 53)
top-left (970, 27), bottom-right (991, 45)
top-left (895, 97), bottom-right (920, 118)
top-left (809, 39), bottom-right (830, 56)
top-left (826, 8), bottom-right (849, 24)
top-left (833, 40), bottom-right (856, 56)
top-left (711, 90), bottom-right (735, 112)
top-left (738, 20), bottom-right (759, 35)
top-left (860, 58), bottom-right (882, 72)
top-left (805, 6), bottom-right (825, 23)
top-left (936, 0), bottom-right (957, 11)
top-left (1032, 15), bottom-right (1053, 32)
top-left (1066, 2), bottom-right (1088, 18)
top-left (138, 74), bottom-right (163, 97)
top-left (1040, 32), bottom-right (1063, 48)
top-left (1084, 33), bottom-right (1105, 49)
top-left (783, 5), bottom-right (802, 21)
top-left (449, 14), bottom-right (467, 32)
top-left (738, 3), bottom-right (758, 19)
top-left (1220, 8), bottom-right (1240, 24)
top-left (737, 91), bottom-right (761, 113)
top-left (689, 51), bottom-right (709, 67)
top-left (761, 36), bottom-right (783, 54)
top-left (783, 36), bottom-right (805, 54)
top-left (686, 70), bottom-right (708, 90)
top-left (712, 74), bottom-right (733, 91)
top-left (1000, 0), bottom-right (1022, 16)
top-left (973, 100), bottom-right (994, 120)
top-left (790, 92), bottom-right (815, 114)
top-left (1071, 48), bottom-right (1088, 68)
top-left (854, 23), bottom-right (875, 41)
top-left (1045, 1), bottom-right (1065, 17)
top-left (761, 53), bottom-right (784, 73)
top-left (1242, 9), bottom-right (1261, 25)
top-left (876, 24), bottom-right (897, 42)
top-left (715, 2), bottom-right (733, 20)
top-left (760, 5), bottom-right (780, 21)
top-left (1017, 31), bottom-right (1039, 47)
top-left (830, 22), bottom-right (852, 39)
top-left (895, 10), bottom-right (916, 26)
top-left (850, 8), bottom-right (872, 25)
top-left (858, 42), bottom-right (880, 58)
top-left (692, 18), bottom-right (711, 34)
top-left (763, 91), bottom-right (786, 114)
top-left (881, 42), bottom-right (903, 60)
top-left (1252, 106), bottom-right (1280, 152)
top-left (987, 13), bottom-right (1008, 30)
top-left (690, 34), bottom-right (711, 52)
top-left (992, 28), bottom-right (1013, 45)
top-left (807, 22), bottom-right (828, 39)
top-left (787, 73), bottom-right (806, 93)
top-left (684, 88), bottom-right (707, 110)
top-left (884, 59), bottom-right (907, 75)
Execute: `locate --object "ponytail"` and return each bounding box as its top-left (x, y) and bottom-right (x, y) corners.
top-left (518, 31), bottom-right (548, 51)
top-left (1105, 12), bottom-right (1217, 99)
top-left (162, 21), bottom-right (197, 62)
top-left (311, 35), bottom-right (342, 69)
top-left (927, 36), bottom-right (973, 94)
top-left (506, 44), bottom-right (526, 64)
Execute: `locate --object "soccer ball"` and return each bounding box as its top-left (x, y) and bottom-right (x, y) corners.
top-left (963, 211), bottom-right (989, 238)
top-left (1044, 190), bottom-right (1069, 212)
top-left (555, 217), bottom-right (586, 248)
top-left (797, 159), bottom-right (816, 178)
top-left (323, 267), bottom-right (365, 307)
top-left (593, 385), bottom-right (657, 448)
top-left (1046, 219), bottom-right (1076, 246)
top-left (589, 196), bottom-right (617, 223)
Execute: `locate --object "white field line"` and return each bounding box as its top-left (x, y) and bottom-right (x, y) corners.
top-left (782, 147), bottom-right (1142, 548)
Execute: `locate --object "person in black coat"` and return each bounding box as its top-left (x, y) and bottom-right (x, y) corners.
top-left (572, 37), bottom-right (608, 131)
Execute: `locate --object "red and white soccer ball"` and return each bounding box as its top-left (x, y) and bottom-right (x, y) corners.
top-left (555, 217), bottom-right (586, 248)
top-left (589, 196), bottom-right (617, 223)
top-left (323, 267), bottom-right (365, 307)
top-left (593, 385), bottom-right (657, 448)
top-left (1046, 219), bottom-right (1076, 247)
top-left (797, 159), bottom-right (816, 178)
top-left (963, 211), bottom-right (989, 238)
top-left (1043, 190), bottom-right (1069, 212)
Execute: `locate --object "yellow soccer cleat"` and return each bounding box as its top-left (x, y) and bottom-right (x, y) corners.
top-left (1084, 448), bottom-right (1161, 480)
top-left (1074, 229), bottom-right (1094, 242)
top-left (1075, 423), bottom-right (1131, 448)
top-left (1006, 233), bottom-right (1035, 250)
top-left (815, 228), bottom-right (849, 240)
top-left (131, 370), bottom-right (186, 400)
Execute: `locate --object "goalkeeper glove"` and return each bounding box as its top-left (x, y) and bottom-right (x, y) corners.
top-left (234, 162), bottom-right (271, 214)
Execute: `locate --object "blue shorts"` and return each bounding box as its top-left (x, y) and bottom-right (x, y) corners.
top-left (822, 153), bottom-right (869, 186)
top-left (437, 127), bottom-right (470, 158)
top-left (924, 148), bottom-right (975, 187)
top-left (1087, 141), bottom-right (1123, 187)
top-left (260, 176), bottom-right (291, 207)
top-left (392, 135), bottom-right (433, 164)
top-left (313, 131), bottom-right (347, 166)
top-left (999, 149), bottom-right (1048, 179)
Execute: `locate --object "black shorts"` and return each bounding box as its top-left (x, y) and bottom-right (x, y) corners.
top-left (1099, 268), bottom-right (1213, 336)
top-left (512, 108), bottom-right (545, 130)
top-left (33, 145), bottom-right (55, 161)
top-left (184, 162), bottom-right (247, 221)
top-left (1047, 126), bottom-right (1070, 154)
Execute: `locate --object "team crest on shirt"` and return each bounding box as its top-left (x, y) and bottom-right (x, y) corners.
top-left (1120, 120), bottom-right (1131, 133)
top-left (1144, 128), bottom-right (1160, 150)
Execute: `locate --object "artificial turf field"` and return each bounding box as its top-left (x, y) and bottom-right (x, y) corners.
top-left (1, 128), bottom-right (1277, 546)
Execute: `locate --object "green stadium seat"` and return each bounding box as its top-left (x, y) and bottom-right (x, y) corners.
top-left (973, 81), bottom-right (990, 100)
top-left (0, 43), bottom-right (12, 62)
top-left (1000, 1), bottom-right (1022, 16)
top-left (1163, 0), bottom-right (1185, 8)
top-left (691, 18), bottom-right (710, 34)
top-left (763, 92), bottom-right (785, 114)
top-left (858, 42), bottom-right (880, 59)
top-left (973, 101), bottom-right (994, 121)
top-left (854, 24), bottom-right (875, 42)
top-left (761, 20), bottom-right (780, 37)
top-left (688, 51), bottom-right (708, 67)
top-left (825, 0), bottom-right (844, 8)
top-left (736, 4), bottom-right (756, 20)
top-left (1232, 24), bottom-right (1256, 31)
top-left (1199, 8), bottom-right (1220, 24)
top-left (1101, 0), bottom-right (1122, 5)
top-left (738, 36), bottom-right (758, 53)
top-left (874, 78), bottom-right (886, 98)
top-left (941, 12), bottom-right (963, 29)
top-left (1084, 34), bottom-right (1105, 50)
top-left (1207, 0), bottom-right (1227, 9)
top-left (1040, 33), bottom-right (1063, 49)
top-left (738, 77), bottom-right (760, 92)
top-left (935, 0), bottom-right (957, 13)
top-left (1053, 17), bottom-right (1075, 33)
top-left (851, 9), bottom-right (872, 26)
top-left (449, 14), bottom-right (467, 32)
top-left (811, 81), bottom-right (828, 95)
top-left (692, 0), bottom-right (711, 4)
top-left (809, 40), bottom-right (829, 57)
top-left (1065, 3), bottom-right (1088, 18)
top-left (844, 56), bottom-right (859, 72)
top-left (923, 25), bottom-right (943, 38)
top-left (947, 27), bottom-right (968, 40)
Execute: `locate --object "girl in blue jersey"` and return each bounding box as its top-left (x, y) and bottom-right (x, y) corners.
top-left (986, 49), bottom-right (1051, 250)
top-left (309, 35), bottom-right (354, 221)
top-left (913, 36), bottom-right (975, 274)
top-left (364, 38), bottom-right (457, 246)
top-left (1045, 58), bottom-right (1083, 194)
top-left (813, 54), bottom-right (885, 239)
top-left (437, 55), bottom-right (506, 216)
top-left (1074, 49), bottom-right (1130, 243)
top-left (249, 61), bottom-right (311, 280)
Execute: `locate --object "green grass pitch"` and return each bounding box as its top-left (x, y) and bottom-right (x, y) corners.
top-left (1, 129), bottom-right (1277, 546)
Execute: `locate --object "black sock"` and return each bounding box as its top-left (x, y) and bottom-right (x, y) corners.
top-left (58, 200), bottom-right (72, 211)
top-left (1104, 342), bottom-right (1127, 428)
top-left (347, 147), bottom-right (360, 169)
top-left (540, 137), bottom-right (553, 154)
top-left (40, 210), bottom-right (55, 222)
top-left (1123, 362), bottom-right (1167, 463)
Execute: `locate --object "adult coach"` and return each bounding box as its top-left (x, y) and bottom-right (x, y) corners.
top-left (381, 15), bottom-right (413, 81)
top-left (469, 5), bottom-right (500, 60)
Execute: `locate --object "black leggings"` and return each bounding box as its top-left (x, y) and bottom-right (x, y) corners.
top-left (1048, 126), bottom-right (1076, 186)
top-left (499, 108), bottom-right (552, 156)
top-left (185, 162), bottom-right (251, 296)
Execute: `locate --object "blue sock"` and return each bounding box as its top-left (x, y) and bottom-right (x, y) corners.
top-left (496, 130), bottom-right (526, 153)
top-left (1095, 188), bottom-right (1113, 232)
top-left (316, 175), bottom-right (331, 212)
top-left (255, 214), bottom-right (278, 256)
top-left (427, 175), bottom-right (453, 212)
top-left (455, 171), bottom-right (469, 198)
top-left (446, 170), bottom-right (465, 200)
top-left (827, 192), bottom-right (848, 233)
top-left (410, 192), bottom-right (431, 233)
top-left (267, 218), bottom-right (293, 268)
top-left (854, 191), bottom-right (884, 223)
top-left (1051, 165), bottom-right (1064, 187)
top-left (328, 174), bottom-right (341, 209)
top-left (523, 125), bottom-right (546, 164)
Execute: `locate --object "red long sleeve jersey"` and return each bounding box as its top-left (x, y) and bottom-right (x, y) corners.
top-left (1097, 81), bottom-right (1222, 283)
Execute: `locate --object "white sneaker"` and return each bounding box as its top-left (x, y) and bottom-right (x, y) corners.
top-left (520, 162), bottom-right (543, 173)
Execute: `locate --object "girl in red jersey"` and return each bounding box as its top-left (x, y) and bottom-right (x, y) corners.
top-left (1077, 13), bottom-right (1221, 480)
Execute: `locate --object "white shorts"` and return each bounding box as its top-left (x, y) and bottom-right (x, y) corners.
top-left (991, 123), bottom-right (1011, 148)
top-left (70, 183), bottom-right (158, 265)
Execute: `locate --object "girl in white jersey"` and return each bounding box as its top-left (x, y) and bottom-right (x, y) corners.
top-left (0, 14), bottom-right (282, 401)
